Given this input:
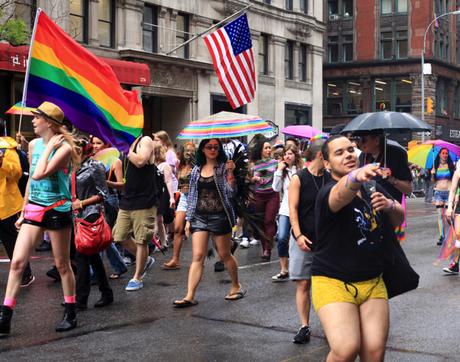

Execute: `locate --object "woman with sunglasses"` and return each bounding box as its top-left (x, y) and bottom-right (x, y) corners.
top-left (250, 137), bottom-right (280, 261)
top-left (431, 148), bottom-right (455, 246)
top-left (174, 138), bottom-right (245, 307)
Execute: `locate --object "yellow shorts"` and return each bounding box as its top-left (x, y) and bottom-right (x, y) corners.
top-left (312, 275), bottom-right (388, 312)
top-left (112, 207), bottom-right (156, 245)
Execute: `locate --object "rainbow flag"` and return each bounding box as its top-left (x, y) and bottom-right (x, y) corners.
top-left (25, 9), bottom-right (143, 152)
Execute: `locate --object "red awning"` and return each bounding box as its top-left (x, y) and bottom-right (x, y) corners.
top-left (0, 43), bottom-right (150, 86)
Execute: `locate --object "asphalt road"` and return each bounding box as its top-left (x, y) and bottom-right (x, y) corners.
top-left (0, 198), bottom-right (458, 361)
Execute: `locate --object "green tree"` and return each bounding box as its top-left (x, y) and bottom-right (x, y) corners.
top-left (0, 5), bottom-right (29, 45)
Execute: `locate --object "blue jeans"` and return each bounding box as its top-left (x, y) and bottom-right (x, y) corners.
top-left (276, 215), bottom-right (290, 258)
top-left (103, 243), bottom-right (127, 275)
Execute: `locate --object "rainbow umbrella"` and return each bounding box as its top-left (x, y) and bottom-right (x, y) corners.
top-left (177, 111), bottom-right (275, 139)
top-left (5, 102), bottom-right (34, 116)
top-left (93, 147), bottom-right (120, 172)
top-left (281, 125), bottom-right (324, 139)
top-left (408, 140), bottom-right (460, 169)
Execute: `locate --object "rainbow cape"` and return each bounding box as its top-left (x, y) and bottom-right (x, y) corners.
top-left (25, 9), bottom-right (143, 152)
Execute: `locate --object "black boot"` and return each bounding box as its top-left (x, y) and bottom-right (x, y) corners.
top-left (55, 303), bottom-right (77, 332)
top-left (0, 305), bottom-right (13, 336)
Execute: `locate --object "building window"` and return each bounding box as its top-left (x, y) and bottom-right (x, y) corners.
top-left (328, 0), bottom-right (353, 17)
top-left (381, 30), bottom-right (407, 59)
top-left (436, 79), bottom-right (449, 116)
top-left (285, 40), bottom-right (294, 79)
top-left (325, 80), bottom-right (363, 115)
top-left (328, 34), bottom-right (353, 62)
top-left (258, 34), bottom-right (269, 75)
top-left (382, 0), bottom-right (407, 13)
top-left (98, 0), bottom-right (114, 48)
top-left (435, 30), bottom-right (449, 61)
top-left (327, 36), bottom-right (339, 62)
top-left (285, 103), bottom-right (312, 126)
top-left (176, 13), bottom-right (190, 59)
top-left (380, 32), bottom-right (393, 59)
top-left (286, 0), bottom-right (293, 10)
top-left (300, 0), bottom-right (308, 14)
top-left (299, 44), bottom-right (307, 82)
top-left (396, 31), bottom-right (408, 58)
top-left (342, 35), bottom-right (353, 61)
top-left (69, 0), bottom-right (88, 43)
top-left (454, 85), bottom-right (460, 118)
top-left (374, 78), bottom-right (412, 112)
top-left (263, 0), bottom-right (271, 4)
top-left (143, 5), bottom-right (158, 53)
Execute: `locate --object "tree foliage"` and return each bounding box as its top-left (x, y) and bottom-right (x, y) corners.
top-left (0, 5), bottom-right (30, 46)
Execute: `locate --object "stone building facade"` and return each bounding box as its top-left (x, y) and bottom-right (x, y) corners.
top-left (1, 0), bottom-right (325, 142)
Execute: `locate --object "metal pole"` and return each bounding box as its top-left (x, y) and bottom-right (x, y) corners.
top-left (166, 3), bottom-right (253, 55)
top-left (421, 10), bottom-right (460, 142)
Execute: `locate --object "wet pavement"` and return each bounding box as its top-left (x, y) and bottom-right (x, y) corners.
top-left (0, 198), bottom-right (458, 361)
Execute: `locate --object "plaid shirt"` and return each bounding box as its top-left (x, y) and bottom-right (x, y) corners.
top-left (186, 162), bottom-right (236, 226)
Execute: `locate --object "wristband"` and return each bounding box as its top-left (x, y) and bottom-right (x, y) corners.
top-left (79, 200), bottom-right (83, 209)
top-left (348, 170), bottom-right (359, 184)
top-left (295, 234), bottom-right (302, 240)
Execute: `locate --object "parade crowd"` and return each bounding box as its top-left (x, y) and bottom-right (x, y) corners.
top-left (1, 101), bottom-right (457, 361)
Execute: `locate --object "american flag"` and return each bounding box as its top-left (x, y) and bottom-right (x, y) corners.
top-left (204, 14), bottom-right (256, 109)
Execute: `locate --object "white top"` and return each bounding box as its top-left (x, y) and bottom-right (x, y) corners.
top-left (272, 166), bottom-right (297, 217)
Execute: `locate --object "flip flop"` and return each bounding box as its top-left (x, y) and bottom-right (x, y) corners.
top-left (173, 299), bottom-right (198, 308)
top-left (109, 270), bottom-right (127, 280)
top-left (225, 288), bottom-right (247, 301)
top-left (162, 263), bottom-right (181, 270)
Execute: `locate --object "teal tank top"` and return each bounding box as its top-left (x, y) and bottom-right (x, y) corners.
top-left (29, 138), bottom-right (72, 212)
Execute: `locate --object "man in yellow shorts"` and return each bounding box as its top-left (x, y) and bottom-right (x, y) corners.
top-left (313, 135), bottom-right (404, 362)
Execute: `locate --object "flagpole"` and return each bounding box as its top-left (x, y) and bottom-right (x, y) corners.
top-left (18, 7), bottom-right (42, 133)
top-left (166, 3), bottom-right (253, 55)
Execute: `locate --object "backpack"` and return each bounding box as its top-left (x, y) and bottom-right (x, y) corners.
top-left (15, 148), bottom-right (29, 197)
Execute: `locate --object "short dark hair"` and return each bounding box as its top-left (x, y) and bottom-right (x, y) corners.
top-left (196, 138), bottom-right (227, 166)
top-left (285, 137), bottom-right (300, 147)
top-left (321, 134), bottom-right (347, 161)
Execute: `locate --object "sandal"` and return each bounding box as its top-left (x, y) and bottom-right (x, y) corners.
top-left (225, 288), bottom-right (247, 301)
top-left (109, 270), bottom-right (127, 280)
top-left (162, 262), bottom-right (181, 270)
top-left (173, 299), bottom-right (198, 308)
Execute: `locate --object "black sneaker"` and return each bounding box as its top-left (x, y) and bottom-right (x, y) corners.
top-left (437, 236), bottom-right (444, 246)
top-left (214, 261), bottom-right (225, 272)
top-left (20, 275), bottom-right (35, 288)
top-left (293, 325), bottom-right (311, 344)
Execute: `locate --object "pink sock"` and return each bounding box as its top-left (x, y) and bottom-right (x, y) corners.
top-left (3, 297), bottom-right (16, 309)
top-left (64, 295), bottom-right (76, 304)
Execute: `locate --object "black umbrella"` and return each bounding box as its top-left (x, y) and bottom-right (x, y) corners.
top-left (342, 111), bottom-right (431, 134)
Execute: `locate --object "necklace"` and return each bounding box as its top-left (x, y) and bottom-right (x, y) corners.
top-left (309, 168), bottom-right (325, 191)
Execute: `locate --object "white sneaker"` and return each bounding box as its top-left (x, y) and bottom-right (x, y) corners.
top-left (239, 238), bottom-right (250, 248)
top-left (249, 238), bottom-right (260, 246)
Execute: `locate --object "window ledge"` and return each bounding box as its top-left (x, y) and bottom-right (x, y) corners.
top-left (284, 79), bottom-right (312, 90)
top-left (259, 75), bottom-right (275, 85)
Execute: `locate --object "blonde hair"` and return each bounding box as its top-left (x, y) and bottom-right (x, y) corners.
top-left (153, 143), bottom-right (166, 163)
top-left (48, 120), bottom-right (80, 167)
top-left (155, 130), bottom-right (173, 149)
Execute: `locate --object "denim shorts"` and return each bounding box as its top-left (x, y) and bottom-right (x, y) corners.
top-left (176, 192), bottom-right (187, 213)
top-left (190, 212), bottom-right (232, 235)
top-left (433, 190), bottom-right (449, 203)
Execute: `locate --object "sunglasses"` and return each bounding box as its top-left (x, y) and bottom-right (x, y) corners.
top-left (204, 145), bottom-right (219, 151)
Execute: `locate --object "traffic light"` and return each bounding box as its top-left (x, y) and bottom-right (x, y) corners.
top-left (426, 97), bottom-right (434, 114)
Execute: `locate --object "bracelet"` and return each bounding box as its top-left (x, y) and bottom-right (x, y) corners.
top-left (348, 170), bottom-right (359, 184)
top-left (79, 200), bottom-right (83, 209)
top-left (295, 234), bottom-right (302, 240)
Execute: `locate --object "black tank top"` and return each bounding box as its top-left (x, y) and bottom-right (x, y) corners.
top-left (119, 138), bottom-right (158, 210)
top-left (298, 168), bottom-right (331, 241)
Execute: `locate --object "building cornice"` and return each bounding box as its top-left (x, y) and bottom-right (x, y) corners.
top-left (119, 48), bottom-right (214, 71)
